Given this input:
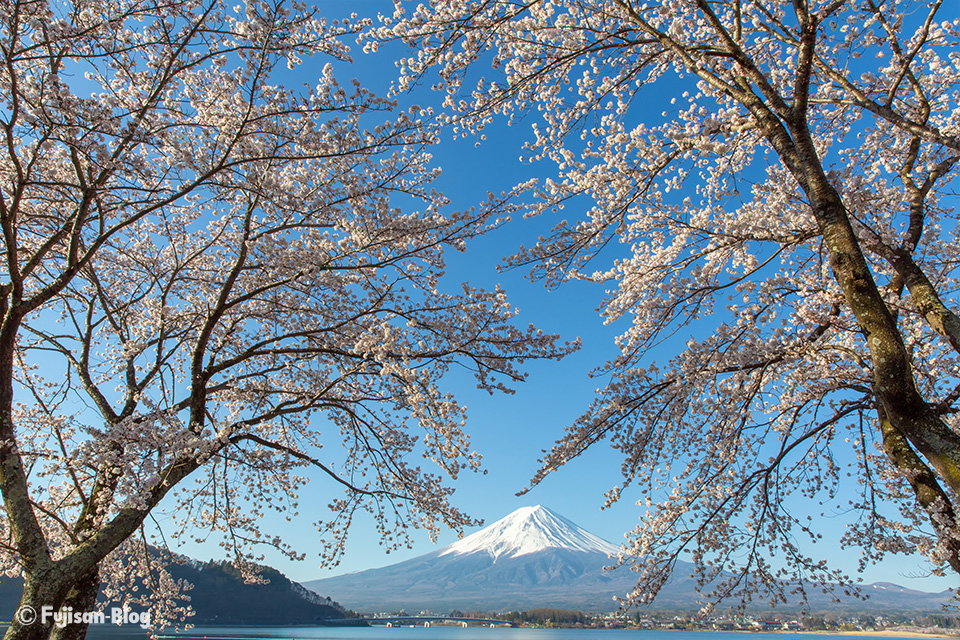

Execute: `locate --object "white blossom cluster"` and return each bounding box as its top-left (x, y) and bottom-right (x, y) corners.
top-left (0, 0), bottom-right (575, 634)
top-left (373, 0), bottom-right (960, 613)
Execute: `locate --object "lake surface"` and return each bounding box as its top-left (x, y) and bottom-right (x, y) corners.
top-left (80, 626), bottom-right (940, 640)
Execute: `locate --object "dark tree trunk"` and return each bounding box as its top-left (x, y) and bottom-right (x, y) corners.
top-left (4, 573), bottom-right (71, 640)
top-left (48, 566), bottom-right (101, 640)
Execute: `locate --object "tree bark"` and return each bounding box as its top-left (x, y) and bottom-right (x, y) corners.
top-left (4, 571), bottom-right (72, 640)
top-left (810, 189), bottom-right (960, 495)
top-left (48, 566), bottom-right (101, 640)
top-left (740, 94), bottom-right (960, 564)
top-left (879, 405), bottom-right (960, 573)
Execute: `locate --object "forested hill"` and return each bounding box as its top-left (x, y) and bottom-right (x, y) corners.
top-left (0, 558), bottom-right (354, 625)
top-left (171, 559), bottom-right (353, 624)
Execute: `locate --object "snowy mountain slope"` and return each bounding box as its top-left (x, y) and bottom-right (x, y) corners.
top-left (304, 505), bottom-right (955, 614)
top-left (306, 505), bottom-right (628, 611)
top-left (439, 505), bottom-right (619, 561)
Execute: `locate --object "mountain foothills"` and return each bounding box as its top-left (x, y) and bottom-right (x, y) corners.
top-left (305, 506), bottom-right (954, 613)
top-left (161, 559), bottom-right (352, 624)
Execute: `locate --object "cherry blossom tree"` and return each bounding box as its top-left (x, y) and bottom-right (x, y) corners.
top-left (373, 0), bottom-right (960, 611)
top-left (0, 0), bottom-right (575, 638)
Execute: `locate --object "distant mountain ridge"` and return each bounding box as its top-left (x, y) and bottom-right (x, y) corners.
top-left (0, 554), bottom-right (353, 625)
top-left (305, 505), bottom-right (955, 614)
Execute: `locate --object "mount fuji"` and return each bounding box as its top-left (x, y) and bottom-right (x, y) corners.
top-left (304, 505), bottom-right (632, 612)
top-left (437, 504), bottom-right (618, 561)
top-left (304, 505), bottom-right (954, 614)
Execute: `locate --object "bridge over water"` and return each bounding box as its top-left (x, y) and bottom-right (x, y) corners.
top-left (366, 617), bottom-right (512, 628)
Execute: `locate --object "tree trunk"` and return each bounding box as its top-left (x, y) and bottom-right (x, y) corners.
top-left (48, 566), bottom-right (101, 640)
top-left (767, 113), bottom-right (960, 567)
top-left (813, 192), bottom-right (960, 490)
top-left (3, 572), bottom-right (72, 640)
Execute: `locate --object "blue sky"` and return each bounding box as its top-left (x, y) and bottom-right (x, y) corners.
top-left (294, 126), bottom-right (956, 593)
top-left (162, 1), bottom-right (956, 597)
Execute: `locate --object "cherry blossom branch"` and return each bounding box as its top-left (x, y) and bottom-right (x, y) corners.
top-left (228, 433), bottom-right (407, 500)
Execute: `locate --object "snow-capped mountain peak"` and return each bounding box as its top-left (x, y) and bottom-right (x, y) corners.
top-left (305, 505), bottom-right (952, 612)
top-left (438, 505), bottom-right (619, 561)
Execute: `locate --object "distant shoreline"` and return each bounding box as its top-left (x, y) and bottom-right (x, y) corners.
top-left (799, 632), bottom-right (958, 639)
top-left (699, 631), bottom-right (958, 639)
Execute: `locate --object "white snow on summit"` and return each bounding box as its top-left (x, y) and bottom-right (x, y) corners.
top-left (438, 505), bottom-right (619, 561)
